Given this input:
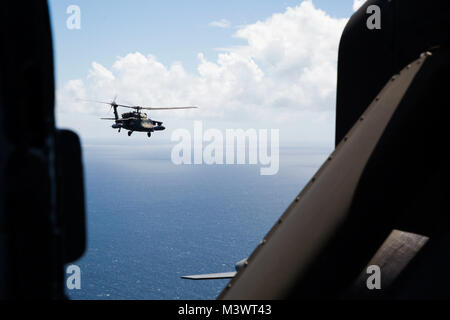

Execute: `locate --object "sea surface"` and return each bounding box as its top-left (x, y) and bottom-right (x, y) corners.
top-left (67, 144), bottom-right (331, 300)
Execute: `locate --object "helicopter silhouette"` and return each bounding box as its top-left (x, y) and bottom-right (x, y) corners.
top-left (84, 97), bottom-right (198, 137)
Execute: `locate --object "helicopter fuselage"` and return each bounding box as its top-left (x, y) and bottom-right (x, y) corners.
top-left (113, 119), bottom-right (166, 131)
top-left (112, 111), bottom-right (165, 137)
top-left (96, 100), bottom-right (196, 137)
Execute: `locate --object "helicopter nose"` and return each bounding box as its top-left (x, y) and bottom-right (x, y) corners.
top-left (154, 125), bottom-right (165, 131)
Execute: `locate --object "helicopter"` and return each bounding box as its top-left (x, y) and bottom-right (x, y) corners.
top-left (84, 97), bottom-right (198, 137)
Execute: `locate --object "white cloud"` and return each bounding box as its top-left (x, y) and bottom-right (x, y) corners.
top-left (58, 79), bottom-right (87, 113)
top-left (209, 19), bottom-right (231, 28)
top-left (57, 1), bottom-right (348, 135)
top-left (353, 0), bottom-right (366, 12)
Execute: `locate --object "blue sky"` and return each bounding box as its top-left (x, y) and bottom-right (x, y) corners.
top-left (49, 0), bottom-right (354, 84)
top-left (48, 1), bottom-right (360, 146)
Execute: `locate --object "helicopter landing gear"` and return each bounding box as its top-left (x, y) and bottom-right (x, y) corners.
top-left (147, 132), bottom-right (152, 138)
top-left (118, 128), bottom-right (121, 133)
top-left (128, 131), bottom-right (133, 137)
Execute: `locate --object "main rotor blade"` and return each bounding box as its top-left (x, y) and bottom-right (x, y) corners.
top-left (80, 99), bottom-right (199, 110)
top-left (137, 106), bottom-right (199, 110)
top-left (79, 98), bottom-right (135, 108)
top-left (115, 104), bottom-right (140, 109)
top-left (78, 99), bottom-right (113, 105)
top-left (100, 118), bottom-right (117, 120)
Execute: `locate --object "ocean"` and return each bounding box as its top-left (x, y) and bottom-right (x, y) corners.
top-left (66, 144), bottom-right (331, 300)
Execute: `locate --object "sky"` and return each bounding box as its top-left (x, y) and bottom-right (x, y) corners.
top-left (48, 0), bottom-right (366, 146)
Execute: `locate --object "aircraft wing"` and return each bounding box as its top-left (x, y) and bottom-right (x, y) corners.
top-left (181, 272), bottom-right (236, 280)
